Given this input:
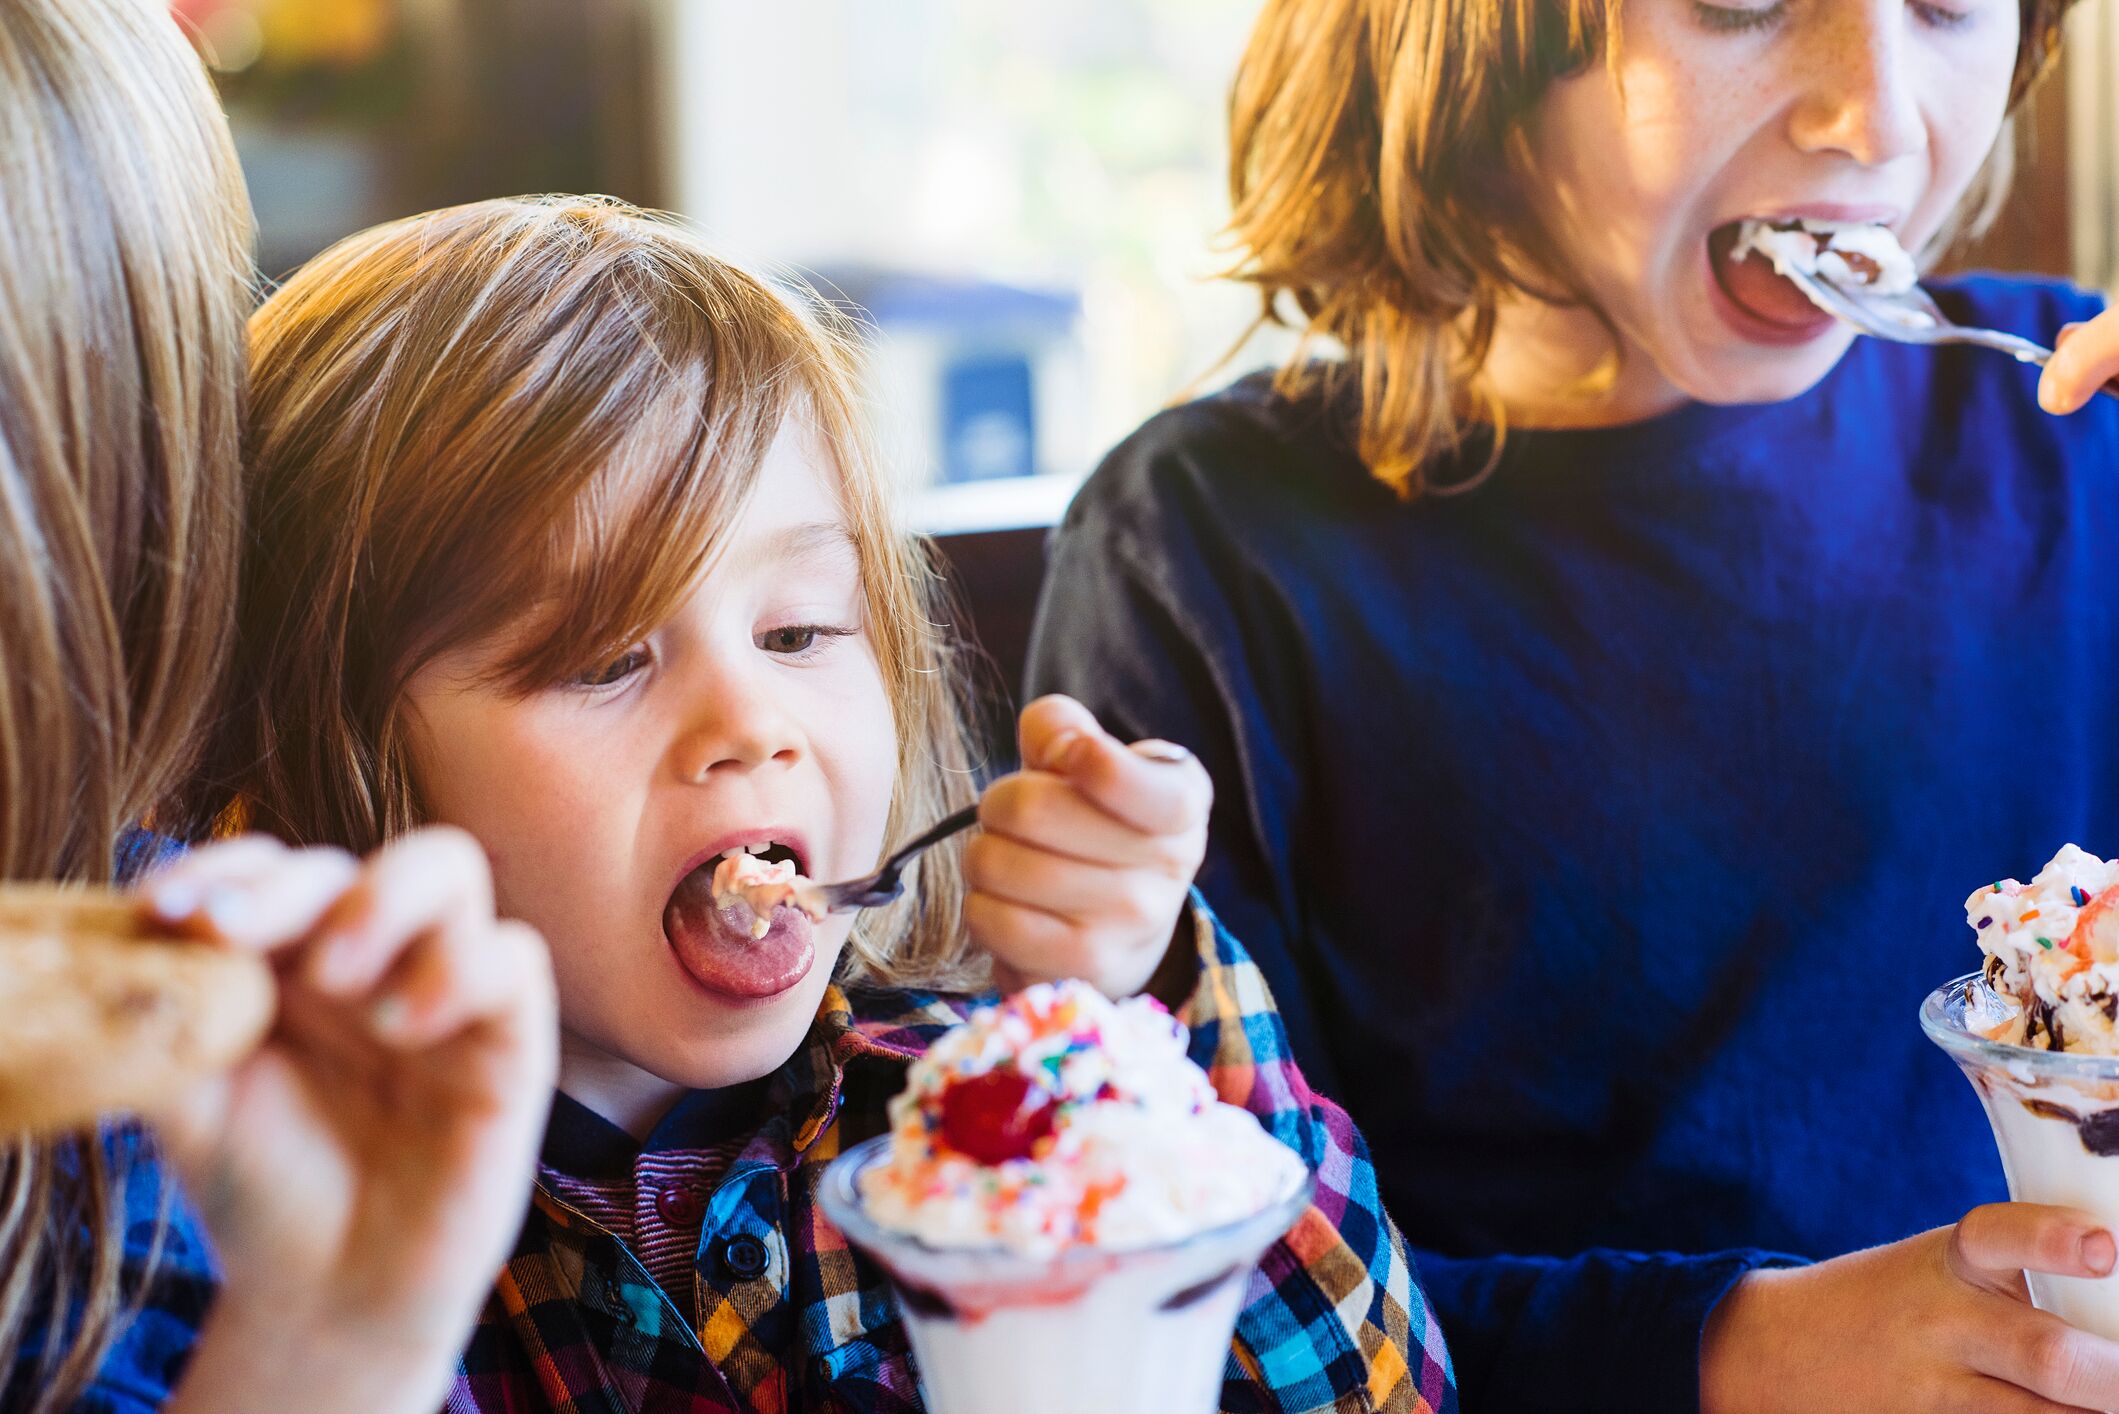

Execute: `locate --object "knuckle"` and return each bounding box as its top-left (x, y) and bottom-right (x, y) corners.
top-left (1087, 915), bottom-right (1149, 960)
top-left (1155, 780), bottom-right (1210, 838)
top-left (501, 920), bottom-right (557, 984)
top-left (978, 778), bottom-right (1026, 833)
top-left (2021, 1324), bottom-right (2081, 1390)
top-left (169, 834), bottom-right (280, 880)
top-left (1956, 1204), bottom-right (2004, 1253)
top-left (1115, 872), bottom-right (1171, 925)
top-left (962, 889), bottom-right (1011, 937)
top-left (295, 842), bottom-right (359, 877)
top-left (993, 780), bottom-right (1059, 841)
top-left (1163, 825), bottom-right (1208, 877)
top-left (1042, 933), bottom-right (1098, 981)
top-left (1077, 744), bottom-right (1126, 795)
top-left (1139, 842), bottom-right (1193, 885)
top-left (1021, 692), bottom-right (1079, 723)
top-left (414, 823), bottom-right (489, 873)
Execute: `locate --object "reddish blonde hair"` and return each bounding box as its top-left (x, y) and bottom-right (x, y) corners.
top-left (1222, 0), bottom-right (2076, 497)
top-left (182, 196), bottom-right (982, 988)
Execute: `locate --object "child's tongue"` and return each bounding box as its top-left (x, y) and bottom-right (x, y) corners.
top-left (663, 866), bottom-right (815, 1000)
top-left (1708, 224), bottom-right (1825, 328)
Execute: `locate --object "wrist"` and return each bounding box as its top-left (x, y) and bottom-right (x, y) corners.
top-left (172, 1290), bottom-right (462, 1414)
top-left (1699, 1265), bottom-right (1792, 1414)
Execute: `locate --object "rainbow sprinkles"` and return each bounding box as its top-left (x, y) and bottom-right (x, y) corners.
top-left (857, 980), bottom-right (1305, 1257)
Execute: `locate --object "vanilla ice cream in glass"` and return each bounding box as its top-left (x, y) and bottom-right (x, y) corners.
top-left (1925, 844), bottom-right (2119, 1338)
top-left (817, 979), bottom-right (1311, 1414)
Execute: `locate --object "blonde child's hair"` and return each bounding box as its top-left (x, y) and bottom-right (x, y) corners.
top-left (0, 1), bottom-right (255, 1407)
top-left (1223, 0), bottom-right (2077, 498)
top-left (180, 196), bottom-right (983, 989)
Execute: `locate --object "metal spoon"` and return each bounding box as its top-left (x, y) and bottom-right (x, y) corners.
top-left (1778, 263), bottom-right (2119, 404)
top-left (791, 804), bottom-right (980, 917)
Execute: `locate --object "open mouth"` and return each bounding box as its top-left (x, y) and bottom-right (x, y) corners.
top-left (1708, 216), bottom-right (1918, 337)
top-left (1708, 220), bottom-right (1837, 331)
top-left (662, 838), bottom-right (818, 1001)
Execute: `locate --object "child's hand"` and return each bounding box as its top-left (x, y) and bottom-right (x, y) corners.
top-left (1700, 1202), bottom-right (2119, 1412)
top-left (966, 694), bottom-right (1212, 1000)
top-left (2038, 313), bottom-right (2119, 415)
top-left (139, 828), bottom-right (557, 1414)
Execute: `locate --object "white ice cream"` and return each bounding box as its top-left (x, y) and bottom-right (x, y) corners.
top-left (1731, 217), bottom-right (1929, 324)
top-left (709, 851), bottom-right (820, 940)
top-left (858, 980), bottom-right (1306, 1256)
top-left (1966, 844), bottom-right (2119, 1054)
top-left (837, 979), bottom-right (1312, 1414)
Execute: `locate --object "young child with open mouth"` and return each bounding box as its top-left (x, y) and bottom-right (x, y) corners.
top-left (160, 196), bottom-right (1456, 1413)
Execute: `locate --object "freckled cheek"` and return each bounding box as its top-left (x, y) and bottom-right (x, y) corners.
top-left (1933, 76), bottom-right (2012, 182)
top-left (1536, 77), bottom-right (1712, 288)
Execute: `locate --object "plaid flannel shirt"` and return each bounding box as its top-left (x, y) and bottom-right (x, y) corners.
top-left (450, 897), bottom-right (1456, 1414)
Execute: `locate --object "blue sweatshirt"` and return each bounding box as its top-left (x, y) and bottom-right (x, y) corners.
top-left (1026, 276), bottom-right (2119, 1411)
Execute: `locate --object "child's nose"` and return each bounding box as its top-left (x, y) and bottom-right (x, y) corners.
top-left (1787, 15), bottom-right (1928, 169)
top-left (669, 676), bottom-right (802, 781)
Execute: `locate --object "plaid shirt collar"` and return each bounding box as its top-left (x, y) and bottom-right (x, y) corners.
top-left (774, 983), bottom-right (950, 1158)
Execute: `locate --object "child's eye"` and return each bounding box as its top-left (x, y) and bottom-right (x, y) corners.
top-left (757, 624), bottom-right (856, 658)
top-left (573, 645), bottom-right (650, 689)
top-left (1908, 0), bottom-right (1974, 29)
top-left (1691, 0), bottom-right (1785, 32)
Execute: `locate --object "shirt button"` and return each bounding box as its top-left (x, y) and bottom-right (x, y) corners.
top-left (719, 1234), bottom-right (769, 1280)
top-left (654, 1185), bottom-right (705, 1226)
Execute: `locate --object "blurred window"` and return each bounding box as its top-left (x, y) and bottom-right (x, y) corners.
top-left (656, 0), bottom-right (1287, 525)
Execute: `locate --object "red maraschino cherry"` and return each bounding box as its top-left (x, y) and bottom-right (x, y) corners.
top-left (938, 1070), bottom-right (1056, 1164)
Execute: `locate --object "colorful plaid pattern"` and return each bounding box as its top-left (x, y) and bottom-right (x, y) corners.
top-left (539, 1139), bottom-right (749, 1298)
top-left (450, 899), bottom-right (1457, 1414)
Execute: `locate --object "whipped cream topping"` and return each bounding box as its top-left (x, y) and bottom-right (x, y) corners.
top-left (710, 852), bottom-right (821, 940)
top-left (1966, 844), bottom-right (2119, 1054)
top-left (1731, 218), bottom-right (1923, 305)
top-left (857, 980), bottom-right (1306, 1256)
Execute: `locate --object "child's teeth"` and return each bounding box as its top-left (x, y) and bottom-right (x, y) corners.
top-left (745, 842), bottom-right (769, 855)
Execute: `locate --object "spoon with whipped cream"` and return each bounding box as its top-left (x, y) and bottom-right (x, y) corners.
top-left (710, 804), bottom-right (980, 938)
top-left (1731, 217), bottom-right (2119, 403)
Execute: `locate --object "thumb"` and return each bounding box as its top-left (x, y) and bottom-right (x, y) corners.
top-left (1948, 1202), bottom-right (2117, 1297)
top-left (1017, 695), bottom-right (1210, 837)
top-left (1018, 693), bottom-right (1102, 773)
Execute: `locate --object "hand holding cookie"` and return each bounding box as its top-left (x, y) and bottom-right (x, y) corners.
top-left (117, 828), bottom-right (555, 1414)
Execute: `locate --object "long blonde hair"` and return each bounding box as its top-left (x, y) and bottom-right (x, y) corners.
top-left (180, 196), bottom-right (982, 989)
top-left (1223, 0), bottom-right (2077, 497)
top-left (0, 0), bottom-right (253, 1406)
